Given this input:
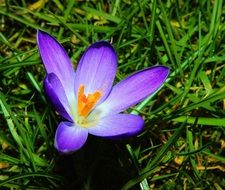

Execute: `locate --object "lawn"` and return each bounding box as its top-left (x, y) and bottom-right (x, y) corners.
top-left (0, 0), bottom-right (225, 189)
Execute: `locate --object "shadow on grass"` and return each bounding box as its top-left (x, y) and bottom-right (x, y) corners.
top-left (54, 136), bottom-right (138, 190)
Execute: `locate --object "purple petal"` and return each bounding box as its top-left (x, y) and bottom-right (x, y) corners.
top-left (55, 121), bottom-right (88, 153)
top-left (44, 73), bottom-right (72, 121)
top-left (37, 30), bottom-right (75, 100)
top-left (74, 41), bottom-right (117, 104)
top-left (98, 66), bottom-right (169, 115)
top-left (88, 114), bottom-right (144, 137)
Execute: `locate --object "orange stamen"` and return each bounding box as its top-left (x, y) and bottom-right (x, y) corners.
top-left (78, 85), bottom-right (102, 117)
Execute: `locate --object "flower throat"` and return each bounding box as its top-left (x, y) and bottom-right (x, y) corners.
top-left (77, 85), bottom-right (102, 117)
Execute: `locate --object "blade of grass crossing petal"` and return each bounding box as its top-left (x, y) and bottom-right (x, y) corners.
top-left (131, 46), bottom-right (207, 116)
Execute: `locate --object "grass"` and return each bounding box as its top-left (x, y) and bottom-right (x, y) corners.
top-left (0, 0), bottom-right (225, 189)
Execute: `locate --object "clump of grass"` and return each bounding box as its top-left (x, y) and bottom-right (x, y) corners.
top-left (0, 0), bottom-right (225, 189)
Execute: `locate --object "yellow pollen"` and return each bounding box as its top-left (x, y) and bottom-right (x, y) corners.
top-left (78, 85), bottom-right (102, 117)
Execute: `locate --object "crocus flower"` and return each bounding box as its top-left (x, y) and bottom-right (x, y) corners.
top-left (37, 30), bottom-right (169, 153)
